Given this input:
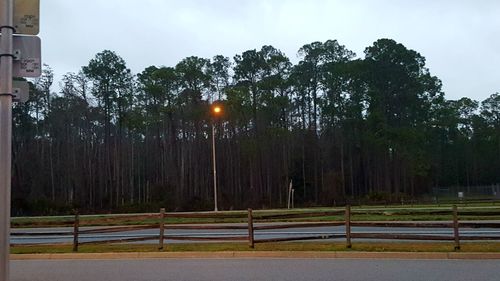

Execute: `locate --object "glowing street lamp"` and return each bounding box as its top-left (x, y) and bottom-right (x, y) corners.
top-left (210, 103), bottom-right (223, 211)
top-left (213, 105), bottom-right (222, 115)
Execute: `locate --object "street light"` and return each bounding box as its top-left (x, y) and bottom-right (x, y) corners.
top-left (213, 105), bottom-right (222, 115)
top-left (211, 103), bottom-right (223, 212)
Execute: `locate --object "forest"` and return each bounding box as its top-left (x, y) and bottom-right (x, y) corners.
top-left (11, 38), bottom-right (500, 215)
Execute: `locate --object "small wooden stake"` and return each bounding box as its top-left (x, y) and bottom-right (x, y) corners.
top-left (453, 205), bottom-right (460, 250)
top-left (345, 205), bottom-right (352, 249)
top-left (159, 208), bottom-right (165, 250)
top-left (248, 208), bottom-right (254, 248)
top-left (73, 210), bottom-right (80, 252)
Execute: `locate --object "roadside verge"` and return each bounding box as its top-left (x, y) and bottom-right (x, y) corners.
top-left (11, 251), bottom-right (500, 260)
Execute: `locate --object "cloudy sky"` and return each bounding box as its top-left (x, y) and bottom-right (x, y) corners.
top-left (39, 0), bottom-right (500, 101)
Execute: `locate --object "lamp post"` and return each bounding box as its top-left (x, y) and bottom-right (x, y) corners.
top-left (211, 104), bottom-right (222, 212)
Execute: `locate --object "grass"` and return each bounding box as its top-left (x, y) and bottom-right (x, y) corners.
top-left (11, 204), bottom-right (500, 228)
top-left (10, 242), bottom-right (500, 254)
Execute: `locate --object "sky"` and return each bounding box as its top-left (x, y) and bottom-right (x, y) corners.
top-left (38, 0), bottom-right (500, 101)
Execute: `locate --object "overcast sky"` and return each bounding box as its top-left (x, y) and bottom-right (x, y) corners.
top-left (39, 0), bottom-right (500, 101)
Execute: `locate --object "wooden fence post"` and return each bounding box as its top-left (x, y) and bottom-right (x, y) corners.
top-left (453, 205), bottom-right (460, 250)
top-left (248, 208), bottom-right (254, 248)
top-left (159, 208), bottom-right (165, 250)
top-left (345, 205), bottom-right (352, 248)
top-left (72, 210), bottom-right (79, 252)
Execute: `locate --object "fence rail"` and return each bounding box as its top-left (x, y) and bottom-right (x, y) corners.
top-left (11, 205), bottom-right (500, 252)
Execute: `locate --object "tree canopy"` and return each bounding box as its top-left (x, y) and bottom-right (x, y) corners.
top-left (11, 39), bottom-right (500, 215)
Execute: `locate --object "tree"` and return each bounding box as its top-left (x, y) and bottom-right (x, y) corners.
top-left (83, 50), bottom-right (134, 207)
top-left (476, 93), bottom-right (500, 183)
top-left (363, 39), bottom-right (443, 196)
top-left (209, 55), bottom-right (232, 101)
top-left (10, 41), bottom-right (500, 215)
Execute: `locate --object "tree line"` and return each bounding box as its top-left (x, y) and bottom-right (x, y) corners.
top-left (11, 38), bottom-right (500, 215)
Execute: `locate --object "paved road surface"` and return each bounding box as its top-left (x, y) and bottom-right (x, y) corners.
top-left (11, 258), bottom-right (500, 281)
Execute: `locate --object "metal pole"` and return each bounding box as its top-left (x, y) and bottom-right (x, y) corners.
top-left (212, 122), bottom-right (218, 212)
top-left (0, 0), bottom-right (14, 279)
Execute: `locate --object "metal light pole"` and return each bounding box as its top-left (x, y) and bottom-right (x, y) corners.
top-left (0, 0), bottom-right (14, 279)
top-left (211, 122), bottom-right (218, 212)
top-left (211, 104), bottom-right (222, 212)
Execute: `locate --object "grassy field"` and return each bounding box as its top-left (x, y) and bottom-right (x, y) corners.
top-left (10, 242), bottom-right (500, 254)
top-left (11, 203), bottom-right (500, 228)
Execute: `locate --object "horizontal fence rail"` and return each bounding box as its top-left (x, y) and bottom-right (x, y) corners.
top-left (78, 225), bottom-right (160, 235)
top-left (350, 233), bottom-right (455, 241)
top-left (255, 234), bottom-right (345, 244)
top-left (350, 222), bottom-right (453, 228)
top-left (163, 235), bottom-right (248, 242)
top-left (254, 222), bottom-right (345, 231)
top-left (166, 225), bottom-right (249, 230)
top-left (10, 205), bottom-right (500, 252)
top-left (164, 213), bottom-right (247, 219)
top-left (255, 211), bottom-right (344, 220)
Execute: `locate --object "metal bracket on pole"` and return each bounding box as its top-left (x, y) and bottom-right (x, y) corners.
top-left (12, 49), bottom-right (20, 60)
top-left (12, 80), bottom-right (29, 103)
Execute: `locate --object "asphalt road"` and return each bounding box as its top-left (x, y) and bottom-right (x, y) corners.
top-left (11, 258), bottom-right (500, 281)
top-left (11, 223), bottom-right (500, 244)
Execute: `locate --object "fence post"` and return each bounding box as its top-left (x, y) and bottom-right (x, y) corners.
top-left (159, 208), bottom-right (165, 250)
top-left (345, 205), bottom-right (352, 248)
top-left (453, 205), bottom-right (460, 250)
top-left (248, 208), bottom-right (254, 248)
top-left (72, 210), bottom-right (79, 252)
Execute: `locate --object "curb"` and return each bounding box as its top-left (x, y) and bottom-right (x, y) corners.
top-left (11, 251), bottom-right (500, 260)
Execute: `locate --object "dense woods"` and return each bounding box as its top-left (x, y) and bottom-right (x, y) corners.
top-left (11, 38), bottom-right (500, 215)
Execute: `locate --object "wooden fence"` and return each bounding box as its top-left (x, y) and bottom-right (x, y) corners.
top-left (11, 206), bottom-right (500, 252)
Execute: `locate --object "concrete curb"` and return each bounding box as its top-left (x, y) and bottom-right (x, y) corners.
top-left (11, 251), bottom-right (500, 260)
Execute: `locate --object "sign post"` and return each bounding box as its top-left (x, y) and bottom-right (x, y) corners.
top-left (0, 0), bottom-right (40, 279)
top-left (0, 1), bottom-right (14, 280)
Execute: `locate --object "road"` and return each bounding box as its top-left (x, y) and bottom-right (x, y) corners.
top-left (11, 223), bottom-right (500, 244)
top-left (11, 258), bottom-right (500, 281)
